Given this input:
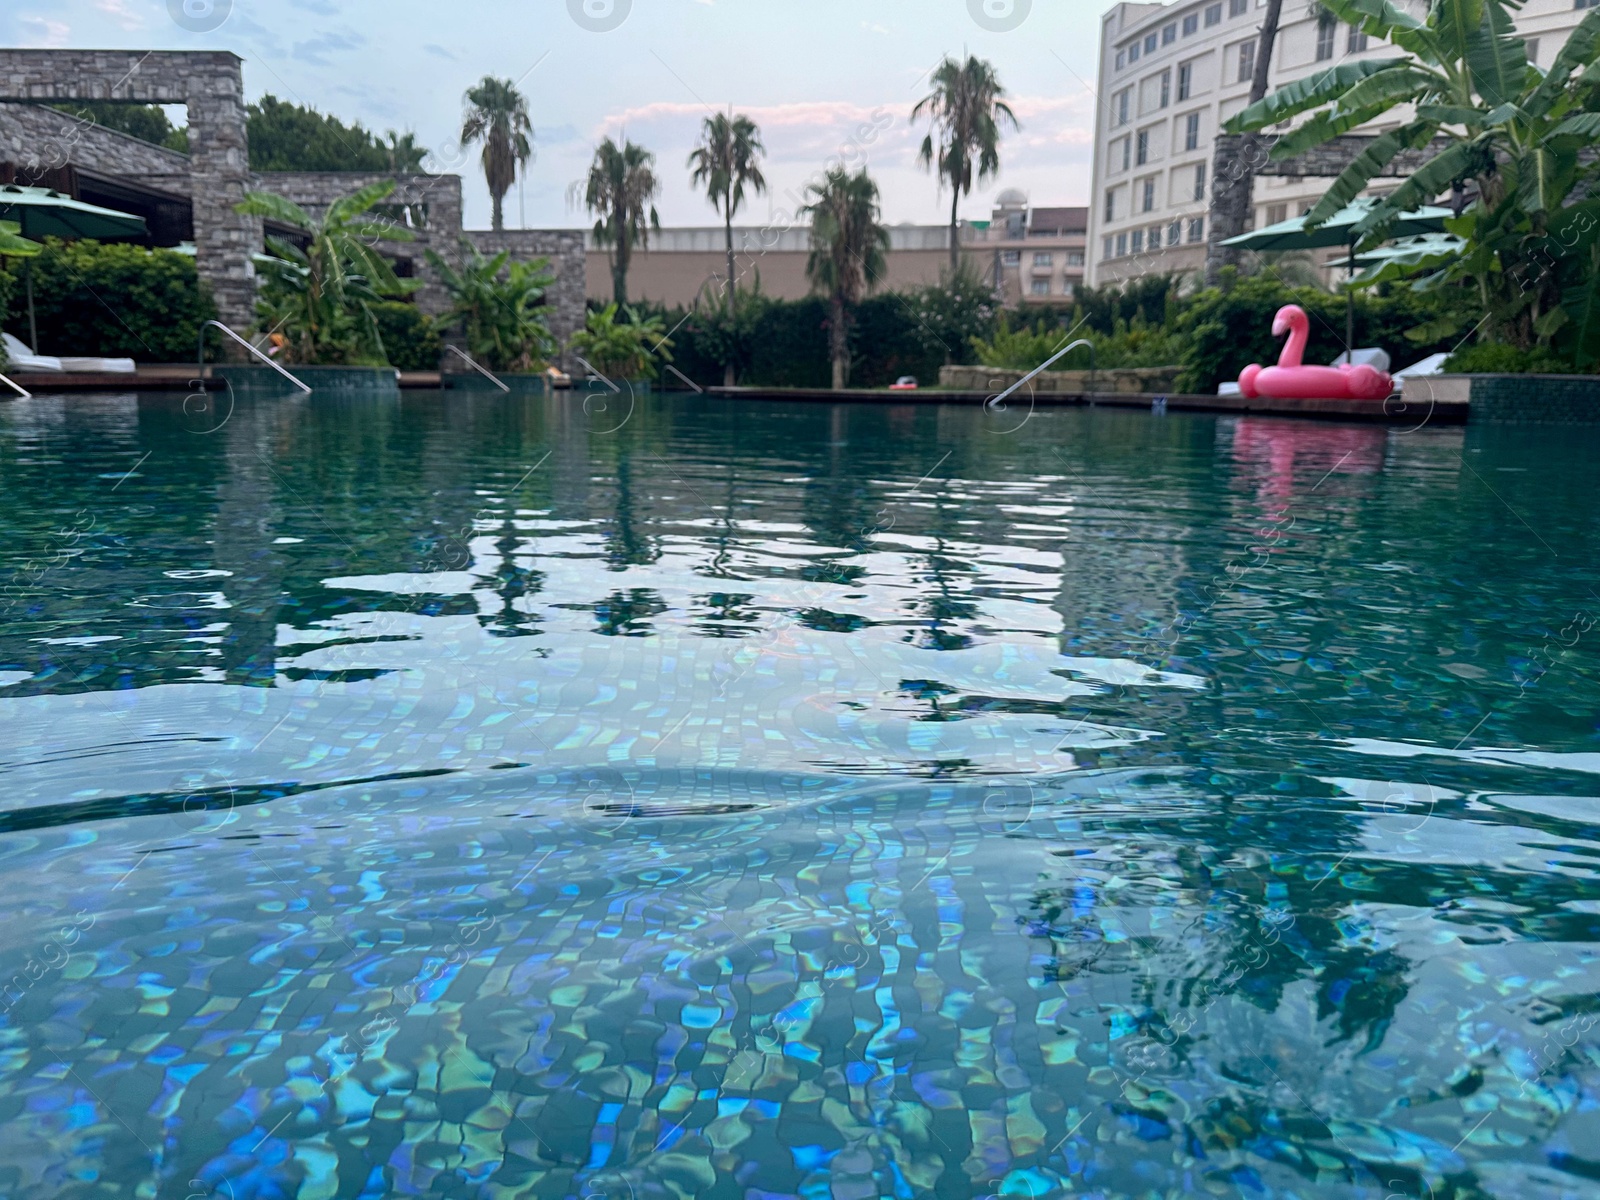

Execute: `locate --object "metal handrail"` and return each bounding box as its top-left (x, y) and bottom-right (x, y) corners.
top-left (987, 337), bottom-right (1096, 407)
top-left (197, 321), bottom-right (311, 393)
top-left (0, 372), bottom-right (31, 400)
top-left (572, 354), bottom-right (620, 394)
top-left (445, 345), bottom-right (510, 392)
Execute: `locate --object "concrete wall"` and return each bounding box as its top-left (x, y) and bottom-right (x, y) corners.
top-left (585, 245), bottom-right (974, 307)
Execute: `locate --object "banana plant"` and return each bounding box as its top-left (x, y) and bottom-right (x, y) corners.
top-left (424, 240), bottom-right (557, 372)
top-left (1225, 0), bottom-right (1600, 359)
top-left (236, 180), bottom-right (416, 365)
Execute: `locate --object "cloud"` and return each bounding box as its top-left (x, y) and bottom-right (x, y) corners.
top-left (292, 30), bottom-right (367, 68)
top-left (423, 43), bottom-right (456, 60)
top-left (93, 0), bottom-right (143, 30)
top-left (288, 0), bottom-right (339, 11)
top-left (18, 16), bottom-right (70, 47)
top-left (861, 20), bottom-right (890, 33)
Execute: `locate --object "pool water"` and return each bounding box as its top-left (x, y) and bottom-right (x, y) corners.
top-left (1, 389), bottom-right (1598, 1199)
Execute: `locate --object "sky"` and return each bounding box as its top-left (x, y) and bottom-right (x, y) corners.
top-left (4, 0), bottom-right (1111, 232)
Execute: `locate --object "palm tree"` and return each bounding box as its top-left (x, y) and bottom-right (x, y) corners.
top-left (687, 111), bottom-right (767, 316)
top-left (460, 77), bottom-right (533, 233)
top-left (1224, 0), bottom-right (1600, 355)
top-left (911, 55), bottom-right (1019, 274)
top-left (801, 168), bottom-right (890, 390)
top-left (1204, 0), bottom-right (1285, 283)
top-left (575, 138), bottom-right (661, 307)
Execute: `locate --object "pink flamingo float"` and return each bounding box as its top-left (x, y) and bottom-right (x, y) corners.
top-left (1238, 304), bottom-right (1393, 400)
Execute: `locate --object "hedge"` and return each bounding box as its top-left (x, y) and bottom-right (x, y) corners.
top-left (3, 239), bottom-right (214, 363)
top-left (370, 301), bottom-right (442, 371)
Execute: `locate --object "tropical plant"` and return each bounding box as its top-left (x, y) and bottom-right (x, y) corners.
top-left (368, 301), bottom-right (442, 372)
top-left (460, 77), bottom-right (534, 233)
top-left (688, 111), bottom-right (767, 326)
top-left (801, 167), bottom-right (891, 389)
top-left (425, 240), bottom-right (557, 371)
top-left (382, 130), bottom-right (428, 173)
top-left (576, 138), bottom-right (661, 307)
top-left (688, 285), bottom-right (766, 387)
top-left (235, 180), bottom-right (415, 365)
top-left (911, 55), bottom-right (1019, 274)
top-left (1224, 0), bottom-right (1600, 361)
top-left (0, 220), bottom-right (40, 259)
top-left (568, 303), bottom-right (674, 381)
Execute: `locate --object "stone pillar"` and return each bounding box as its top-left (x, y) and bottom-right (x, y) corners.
top-left (184, 57), bottom-right (257, 332)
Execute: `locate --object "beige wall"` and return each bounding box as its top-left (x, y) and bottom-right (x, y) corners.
top-left (586, 247), bottom-right (982, 308)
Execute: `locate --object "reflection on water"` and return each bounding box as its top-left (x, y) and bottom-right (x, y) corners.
top-left (0, 390), bottom-right (1598, 1198)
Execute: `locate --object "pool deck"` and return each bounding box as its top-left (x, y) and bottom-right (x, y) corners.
top-left (1, 368), bottom-right (1467, 424)
top-left (703, 385), bottom-right (1465, 424)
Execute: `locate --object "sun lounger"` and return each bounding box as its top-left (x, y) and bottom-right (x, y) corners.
top-left (2, 332), bottom-right (62, 372)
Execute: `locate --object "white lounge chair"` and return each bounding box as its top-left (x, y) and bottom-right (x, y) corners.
top-left (2, 332), bottom-right (62, 372)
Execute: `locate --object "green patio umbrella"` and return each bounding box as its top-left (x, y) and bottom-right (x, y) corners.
top-left (1222, 198), bottom-right (1452, 359)
top-left (0, 185), bottom-right (148, 353)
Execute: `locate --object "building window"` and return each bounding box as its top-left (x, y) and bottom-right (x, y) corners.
top-left (1121, 136), bottom-right (1131, 170)
top-left (1132, 228), bottom-right (1145, 252)
top-left (1104, 188), bottom-right (1116, 221)
top-left (1178, 62), bottom-right (1193, 100)
top-left (1204, 2), bottom-right (1222, 24)
top-left (1315, 14), bottom-right (1335, 60)
top-left (1579, 0), bottom-right (1600, 9)
top-left (1033, 251), bottom-right (1054, 266)
top-left (1136, 130), bottom-right (1149, 165)
top-left (1348, 26), bottom-right (1368, 51)
top-left (1001, 249), bottom-right (1021, 266)
top-left (1229, 0), bottom-right (1247, 14)
top-left (1237, 38), bottom-right (1256, 82)
top-left (1129, 40), bottom-right (1141, 62)
top-left (1185, 111), bottom-right (1200, 150)
top-left (1062, 280), bottom-right (1077, 297)
top-left (1168, 220), bottom-right (1182, 246)
top-left (1188, 216), bottom-right (1204, 242)
top-left (1067, 249), bottom-right (1084, 266)
top-left (1527, 37), bottom-right (1539, 61)
top-left (1116, 232), bottom-right (1128, 256)
top-left (1183, 12), bottom-right (1199, 34)
top-left (1160, 70), bottom-right (1171, 107)
top-left (1299, 200), bottom-right (1313, 215)
top-left (1103, 235), bottom-right (1114, 259)
top-left (1116, 49), bottom-right (1127, 69)
top-left (1030, 279), bottom-right (1051, 295)
top-left (1193, 162), bottom-right (1206, 200)
top-left (1117, 89), bottom-right (1130, 125)
top-left (1163, 22), bottom-right (1177, 43)
top-left (1150, 223), bottom-right (1165, 249)
top-left (1266, 202), bottom-right (1287, 225)
top-left (1142, 179), bottom-right (1156, 211)
top-left (1144, 33), bottom-right (1158, 53)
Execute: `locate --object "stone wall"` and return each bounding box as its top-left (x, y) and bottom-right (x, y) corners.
top-left (467, 229), bottom-right (588, 361)
top-left (0, 101), bottom-right (190, 178)
top-left (255, 172), bottom-right (464, 319)
top-left (939, 363), bottom-right (1182, 394)
top-left (0, 50), bottom-right (257, 330)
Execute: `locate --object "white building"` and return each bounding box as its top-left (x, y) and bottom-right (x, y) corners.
top-left (1085, 0), bottom-right (1596, 287)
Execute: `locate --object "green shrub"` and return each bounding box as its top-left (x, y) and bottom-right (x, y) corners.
top-left (370, 302), bottom-right (442, 371)
top-left (5, 239), bottom-right (214, 362)
top-left (1442, 342), bottom-right (1583, 374)
top-left (1175, 272), bottom-right (1470, 393)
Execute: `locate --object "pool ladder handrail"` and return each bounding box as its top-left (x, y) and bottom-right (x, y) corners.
top-left (988, 337), bottom-right (1096, 407)
top-left (445, 345), bottom-right (510, 393)
top-left (198, 321), bottom-right (312, 393)
top-left (0, 372), bottom-right (30, 400)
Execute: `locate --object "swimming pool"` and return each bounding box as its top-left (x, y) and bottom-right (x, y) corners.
top-left (1, 389), bottom-right (1597, 1198)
